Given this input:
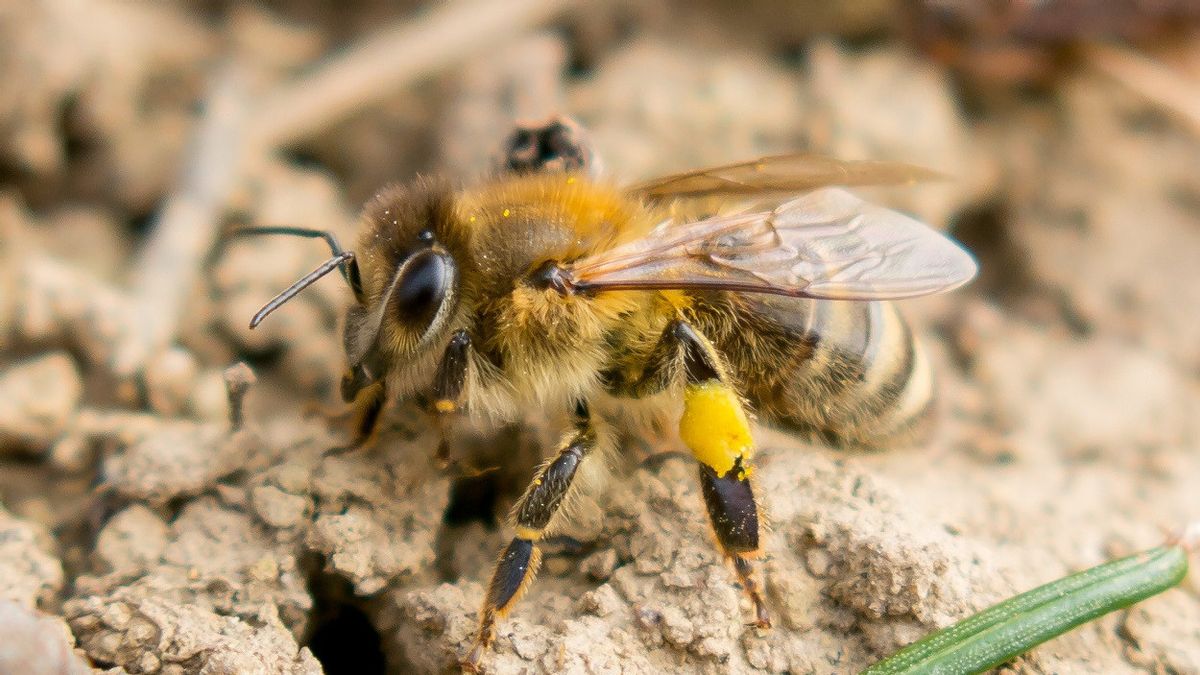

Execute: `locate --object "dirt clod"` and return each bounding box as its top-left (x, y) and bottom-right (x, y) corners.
top-left (0, 505), bottom-right (63, 609)
top-left (0, 352), bottom-right (82, 455)
top-left (0, 601), bottom-right (91, 675)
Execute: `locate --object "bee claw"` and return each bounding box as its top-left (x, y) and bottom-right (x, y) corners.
top-left (435, 437), bottom-right (453, 469)
top-left (744, 616), bottom-right (773, 630)
top-left (301, 401), bottom-right (374, 445)
top-left (322, 444), bottom-right (354, 457)
top-left (439, 456), bottom-right (500, 479)
top-left (301, 400), bottom-right (349, 423)
top-left (459, 640), bottom-right (488, 673)
top-left (747, 598), bottom-right (773, 630)
top-left (462, 464), bottom-right (500, 479)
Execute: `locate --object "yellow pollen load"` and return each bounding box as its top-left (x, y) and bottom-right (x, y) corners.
top-left (679, 381), bottom-right (754, 477)
top-left (433, 399), bottom-right (456, 414)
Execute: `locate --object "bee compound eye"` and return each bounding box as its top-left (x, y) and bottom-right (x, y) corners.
top-left (392, 249), bottom-right (451, 328)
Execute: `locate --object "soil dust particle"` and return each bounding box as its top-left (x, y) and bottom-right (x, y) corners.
top-left (0, 352), bottom-right (82, 455)
top-left (309, 508), bottom-right (405, 595)
top-left (93, 503), bottom-right (169, 574)
top-left (101, 424), bottom-right (261, 505)
top-left (251, 484), bottom-right (312, 530)
top-left (302, 440), bottom-right (451, 595)
top-left (66, 498), bottom-right (315, 674)
top-left (578, 583), bottom-right (624, 618)
top-left (581, 547), bottom-right (618, 581)
top-left (0, 505), bottom-right (64, 609)
top-left (0, 600), bottom-right (91, 675)
top-left (143, 347), bottom-right (199, 417)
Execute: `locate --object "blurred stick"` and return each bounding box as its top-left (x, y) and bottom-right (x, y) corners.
top-left (248, 0), bottom-right (577, 150)
top-left (114, 0), bottom-right (574, 380)
top-left (115, 65), bottom-right (251, 379)
top-left (1085, 42), bottom-right (1200, 137)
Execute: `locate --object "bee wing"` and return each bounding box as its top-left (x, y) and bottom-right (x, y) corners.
top-left (568, 188), bottom-right (977, 300)
top-left (624, 154), bottom-right (944, 200)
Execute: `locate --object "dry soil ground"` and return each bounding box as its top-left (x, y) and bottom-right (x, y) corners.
top-left (1, 2), bottom-right (1198, 674)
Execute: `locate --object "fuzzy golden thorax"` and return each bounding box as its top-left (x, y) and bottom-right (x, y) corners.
top-left (347, 172), bottom-right (671, 419)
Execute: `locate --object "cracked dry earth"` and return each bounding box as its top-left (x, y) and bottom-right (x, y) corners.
top-left (1, 2), bottom-right (1200, 674)
top-left (4, 321), bottom-right (1197, 674)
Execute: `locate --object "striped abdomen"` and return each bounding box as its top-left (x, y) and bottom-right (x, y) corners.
top-left (702, 294), bottom-right (934, 449)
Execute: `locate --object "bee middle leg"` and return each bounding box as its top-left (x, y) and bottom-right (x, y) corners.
top-left (619, 319), bottom-right (772, 628)
top-left (428, 330), bottom-right (471, 466)
top-left (466, 402), bottom-right (597, 667)
top-left (331, 331), bottom-right (474, 464)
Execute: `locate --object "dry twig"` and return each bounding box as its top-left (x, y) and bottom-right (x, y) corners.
top-left (248, 0), bottom-right (577, 150)
top-left (222, 362), bottom-right (256, 431)
top-left (115, 66), bottom-right (252, 379)
top-left (112, 0), bottom-right (575, 381)
top-left (1085, 42), bottom-right (1200, 137)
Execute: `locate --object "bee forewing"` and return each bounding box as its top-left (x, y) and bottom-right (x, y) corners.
top-left (625, 154), bottom-right (945, 200)
top-left (763, 187), bottom-right (978, 299)
top-left (569, 187), bottom-right (977, 300)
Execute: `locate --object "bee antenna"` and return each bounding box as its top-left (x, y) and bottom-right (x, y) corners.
top-left (249, 251), bottom-right (354, 329)
top-left (231, 226), bottom-right (362, 294)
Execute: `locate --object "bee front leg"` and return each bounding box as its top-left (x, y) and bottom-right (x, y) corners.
top-left (339, 341), bottom-right (392, 451)
top-left (322, 364), bottom-right (387, 452)
top-left (428, 330), bottom-right (471, 466)
top-left (465, 403), bottom-right (596, 669)
top-left (637, 320), bottom-right (772, 629)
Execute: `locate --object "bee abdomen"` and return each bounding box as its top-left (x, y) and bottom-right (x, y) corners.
top-left (736, 299), bottom-right (935, 449)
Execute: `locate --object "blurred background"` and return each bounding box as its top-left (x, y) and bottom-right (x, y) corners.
top-left (1, 1), bottom-right (1198, 673)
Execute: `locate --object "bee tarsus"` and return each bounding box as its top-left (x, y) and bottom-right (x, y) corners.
top-left (470, 430), bottom-right (596, 664)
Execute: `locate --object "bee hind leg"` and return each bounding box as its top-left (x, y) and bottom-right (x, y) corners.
top-left (464, 403), bottom-right (597, 670)
top-left (635, 319), bottom-right (772, 629)
top-left (700, 462), bottom-right (771, 628)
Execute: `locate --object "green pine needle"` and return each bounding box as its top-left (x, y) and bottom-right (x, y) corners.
top-left (865, 527), bottom-right (1195, 675)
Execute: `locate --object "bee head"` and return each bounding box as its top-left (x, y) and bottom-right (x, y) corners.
top-left (342, 178), bottom-right (470, 395)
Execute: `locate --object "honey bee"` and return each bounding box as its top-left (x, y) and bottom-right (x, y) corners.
top-left (241, 119), bottom-right (976, 668)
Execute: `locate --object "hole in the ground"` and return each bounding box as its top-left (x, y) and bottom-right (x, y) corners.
top-left (433, 423), bottom-right (550, 582)
top-left (950, 197), bottom-right (1091, 336)
top-left (442, 472), bottom-right (500, 528)
top-left (434, 471), bottom-right (502, 583)
top-left (305, 564), bottom-right (386, 675)
top-left (950, 198), bottom-right (1031, 300)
